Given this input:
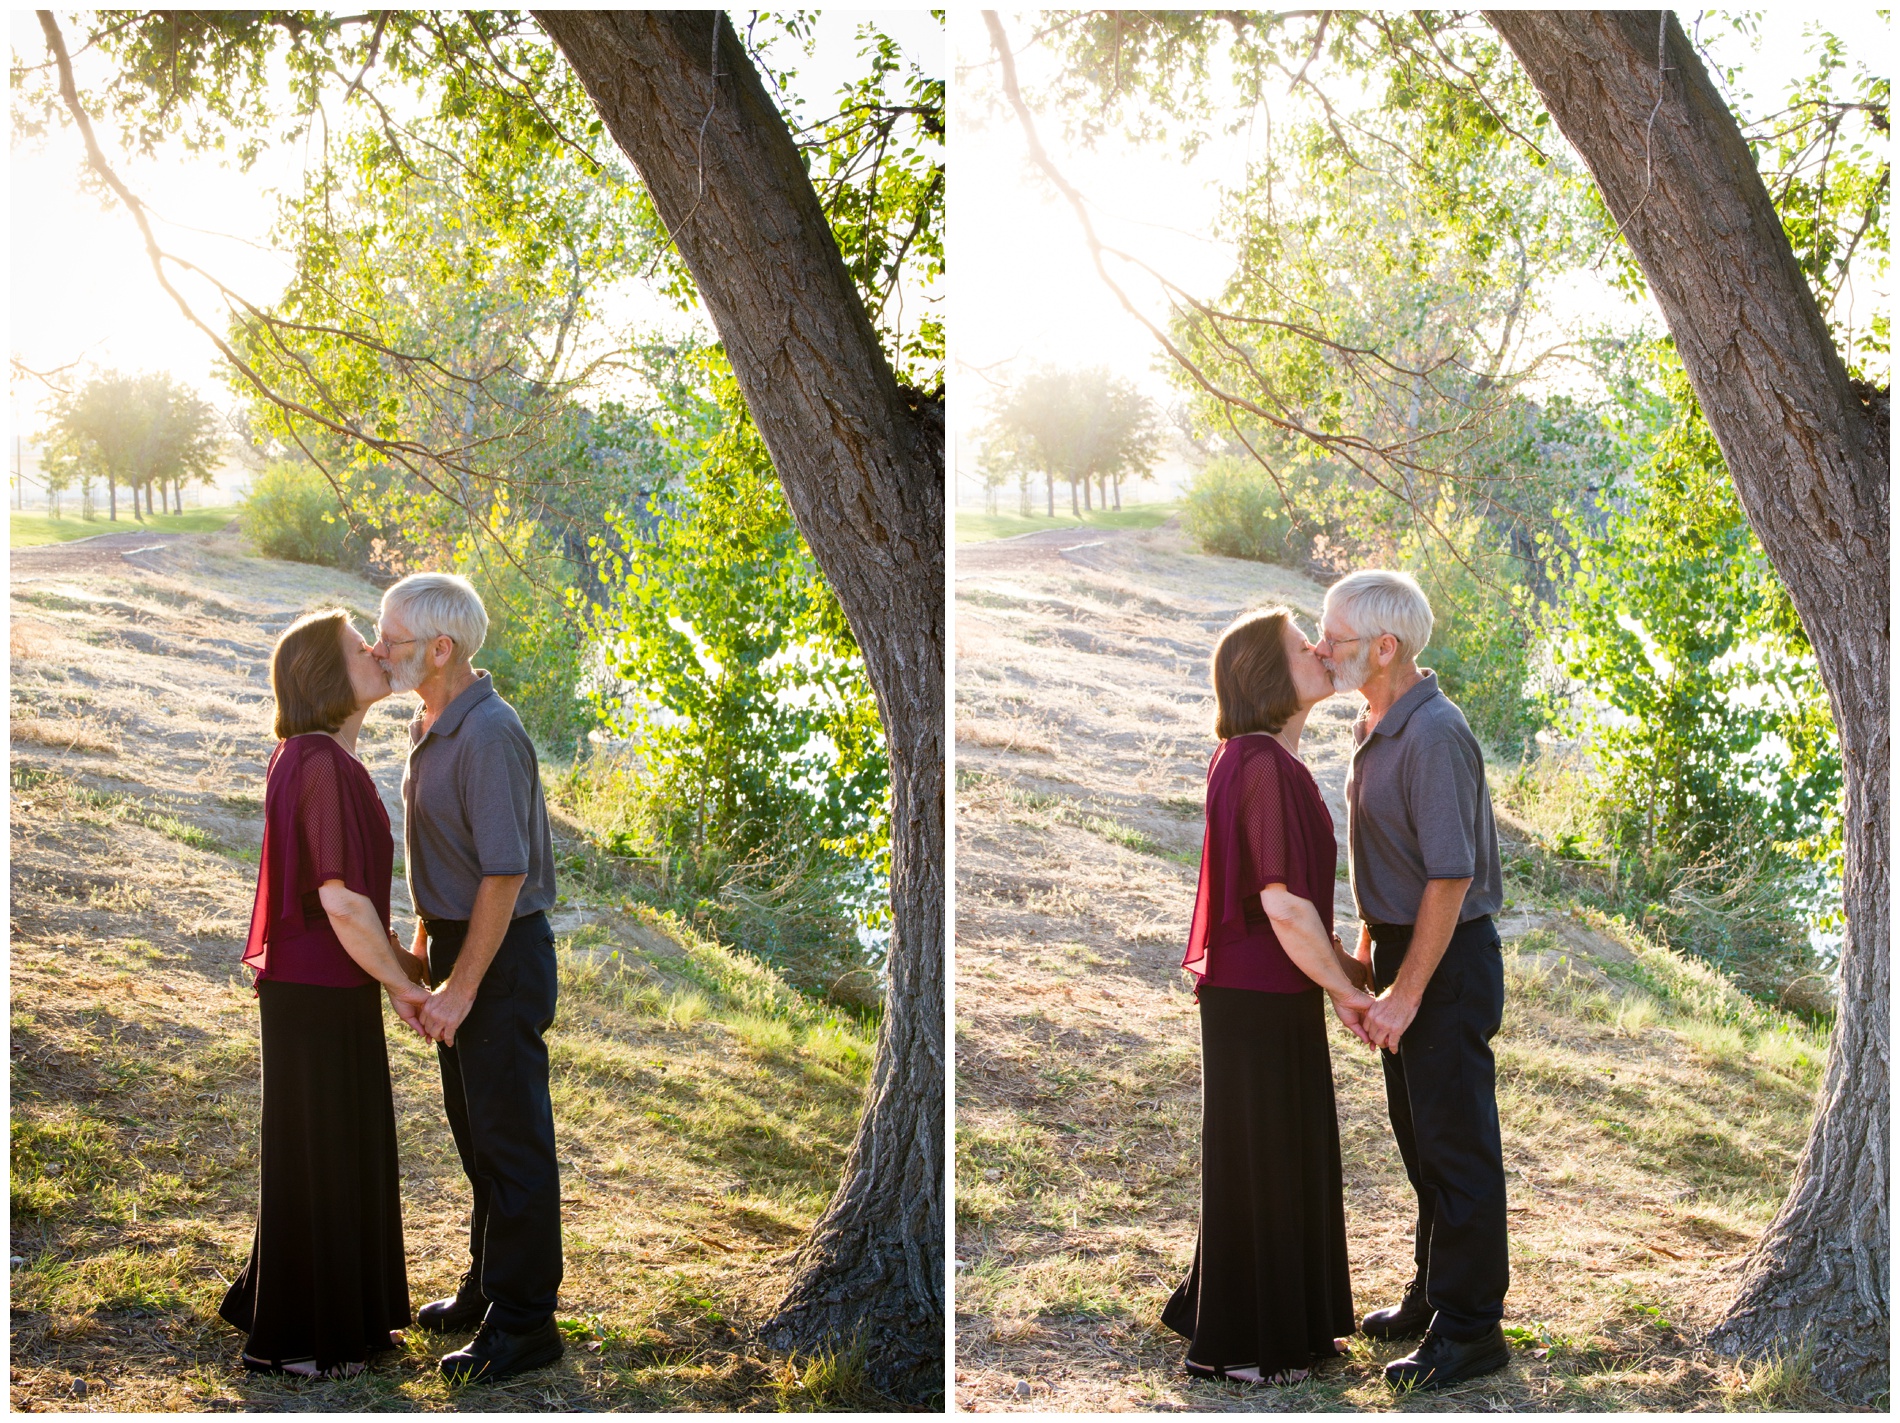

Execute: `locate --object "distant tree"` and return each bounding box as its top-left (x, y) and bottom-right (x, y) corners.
top-left (983, 366), bottom-right (1161, 516)
top-left (145, 378), bottom-right (222, 513)
top-left (41, 370), bottom-right (222, 521)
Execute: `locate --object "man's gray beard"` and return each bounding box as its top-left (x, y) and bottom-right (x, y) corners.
top-left (386, 645), bottom-right (429, 694)
top-left (1329, 643), bottom-right (1372, 694)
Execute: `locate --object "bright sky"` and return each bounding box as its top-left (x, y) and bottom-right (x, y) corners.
top-left (7, 10), bottom-right (945, 442)
top-left (953, 8), bottom-right (1891, 500)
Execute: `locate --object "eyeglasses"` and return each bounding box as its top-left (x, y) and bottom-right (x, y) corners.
top-left (1319, 632), bottom-right (1369, 650)
top-left (375, 627), bottom-right (420, 650)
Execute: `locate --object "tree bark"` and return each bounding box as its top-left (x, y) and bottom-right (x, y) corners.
top-left (1488, 10), bottom-right (1888, 1400)
top-left (533, 11), bottom-right (943, 1402)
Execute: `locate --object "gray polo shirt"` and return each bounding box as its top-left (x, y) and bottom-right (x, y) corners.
top-left (402, 671), bottom-right (557, 922)
top-left (1346, 670), bottom-right (1503, 927)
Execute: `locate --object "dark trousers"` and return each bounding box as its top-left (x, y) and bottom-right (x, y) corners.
top-left (426, 910), bottom-right (562, 1332)
top-left (1369, 914), bottom-right (1508, 1341)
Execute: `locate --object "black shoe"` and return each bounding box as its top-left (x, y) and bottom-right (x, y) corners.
top-left (1383, 1326), bottom-right (1511, 1391)
top-left (439, 1317), bottom-right (563, 1384)
top-left (1360, 1279), bottom-right (1432, 1340)
top-left (418, 1274), bottom-right (490, 1332)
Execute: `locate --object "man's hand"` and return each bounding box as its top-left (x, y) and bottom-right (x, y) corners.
top-left (1363, 987), bottom-right (1420, 1053)
top-left (419, 981), bottom-right (476, 1047)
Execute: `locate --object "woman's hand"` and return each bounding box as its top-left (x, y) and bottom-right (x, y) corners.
top-left (1327, 985), bottom-right (1377, 1047)
top-left (386, 980), bottom-right (434, 1042)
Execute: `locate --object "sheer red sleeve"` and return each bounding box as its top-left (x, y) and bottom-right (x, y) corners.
top-left (296, 747), bottom-right (349, 889)
top-left (1233, 743), bottom-right (1288, 896)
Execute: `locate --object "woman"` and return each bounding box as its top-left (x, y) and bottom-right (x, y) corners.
top-left (220, 608), bottom-right (432, 1378)
top-left (1162, 606), bottom-right (1377, 1386)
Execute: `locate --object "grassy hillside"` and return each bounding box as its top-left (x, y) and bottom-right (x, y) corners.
top-left (10, 505), bottom-right (240, 548)
top-left (952, 522), bottom-right (1839, 1412)
top-left (954, 501), bottom-right (1179, 544)
top-left (9, 532), bottom-right (893, 1411)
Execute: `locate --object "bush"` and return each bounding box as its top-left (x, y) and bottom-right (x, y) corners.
top-left (1180, 455), bottom-right (1308, 566)
top-left (1415, 548), bottom-right (1544, 754)
top-left (241, 460), bottom-right (357, 566)
top-left (548, 750), bottom-right (884, 1010)
top-left (460, 544), bottom-right (598, 756)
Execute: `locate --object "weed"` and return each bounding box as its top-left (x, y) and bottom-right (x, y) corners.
top-left (769, 1339), bottom-right (878, 1411)
top-left (665, 989), bottom-right (710, 1031)
top-left (1722, 1336), bottom-right (1820, 1410)
top-left (726, 1013), bottom-right (797, 1057)
top-left (801, 1019), bottom-right (873, 1076)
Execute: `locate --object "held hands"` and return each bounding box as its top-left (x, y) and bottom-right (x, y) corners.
top-left (1361, 987), bottom-right (1420, 1054)
top-left (418, 981), bottom-right (475, 1048)
top-left (386, 979), bottom-right (473, 1048)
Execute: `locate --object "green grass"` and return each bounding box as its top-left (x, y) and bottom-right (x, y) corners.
top-left (955, 501), bottom-right (1179, 544)
top-left (10, 504), bottom-right (240, 548)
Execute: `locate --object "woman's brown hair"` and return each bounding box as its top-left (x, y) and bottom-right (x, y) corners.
top-left (272, 609), bottom-right (358, 739)
top-left (1210, 606), bottom-right (1301, 739)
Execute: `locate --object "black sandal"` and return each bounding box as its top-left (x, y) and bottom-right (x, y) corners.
top-left (242, 1354), bottom-right (316, 1376)
top-left (242, 1354), bottom-right (365, 1380)
top-left (1185, 1360), bottom-right (1310, 1387)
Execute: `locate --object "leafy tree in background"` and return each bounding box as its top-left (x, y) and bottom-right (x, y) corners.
top-left (1552, 345), bottom-right (1842, 985)
top-left (591, 364), bottom-right (890, 997)
top-left (979, 365), bottom-right (1160, 515)
top-left (39, 370), bottom-right (221, 521)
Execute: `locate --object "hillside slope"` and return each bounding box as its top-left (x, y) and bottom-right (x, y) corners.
top-left (9, 531), bottom-right (885, 1411)
top-left (952, 521), bottom-right (1832, 1412)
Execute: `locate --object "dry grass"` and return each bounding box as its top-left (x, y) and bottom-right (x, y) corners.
top-left (952, 522), bottom-right (1838, 1413)
top-left (9, 534), bottom-right (898, 1412)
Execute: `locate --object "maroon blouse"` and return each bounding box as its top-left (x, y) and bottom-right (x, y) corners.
top-left (1182, 733), bottom-right (1338, 993)
top-left (241, 734), bottom-right (394, 988)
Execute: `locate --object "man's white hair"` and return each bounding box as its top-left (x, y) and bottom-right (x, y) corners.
top-left (382, 572), bottom-right (488, 661)
top-left (1325, 568), bottom-right (1434, 663)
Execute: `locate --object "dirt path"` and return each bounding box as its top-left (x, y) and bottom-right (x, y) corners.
top-left (951, 521), bottom-right (1817, 1412)
top-left (10, 533), bottom-right (885, 1411)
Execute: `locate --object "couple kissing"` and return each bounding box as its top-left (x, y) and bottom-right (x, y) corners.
top-left (1165, 568), bottom-right (1512, 1392)
top-left (220, 572), bottom-right (564, 1384)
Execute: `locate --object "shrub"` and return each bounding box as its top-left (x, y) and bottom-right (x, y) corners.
top-left (1180, 454), bottom-right (1308, 566)
top-left (459, 544), bottom-right (598, 755)
top-left (241, 460), bottom-right (357, 566)
top-left (1414, 546), bottom-right (1545, 753)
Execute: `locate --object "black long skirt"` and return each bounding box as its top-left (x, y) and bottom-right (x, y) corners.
top-left (1162, 984), bottom-right (1355, 1374)
top-left (219, 979), bottom-right (412, 1370)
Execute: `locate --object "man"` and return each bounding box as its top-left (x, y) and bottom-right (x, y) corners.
top-left (1317, 569), bottom-right (1510, 1391)
top-left (373, 572), bottom-right (564, 1384)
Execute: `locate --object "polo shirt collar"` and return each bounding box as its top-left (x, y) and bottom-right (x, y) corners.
top-left (1368, 669), bottom-right (1441, 738)
top-left (418, 670), bottom-right (495, 742)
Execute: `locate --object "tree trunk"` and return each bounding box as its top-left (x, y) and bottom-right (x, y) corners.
top-left (1045, 469), bottom-right (1054, 516)
top-left (1069, 477), bottom-right (1080, 516)
top-left (106, 474), bottom-right (117, 520)
top-left (1488, 10), bottom-right (1888, 1400)
top-left (533, 11), bottom-right (943, 1402)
